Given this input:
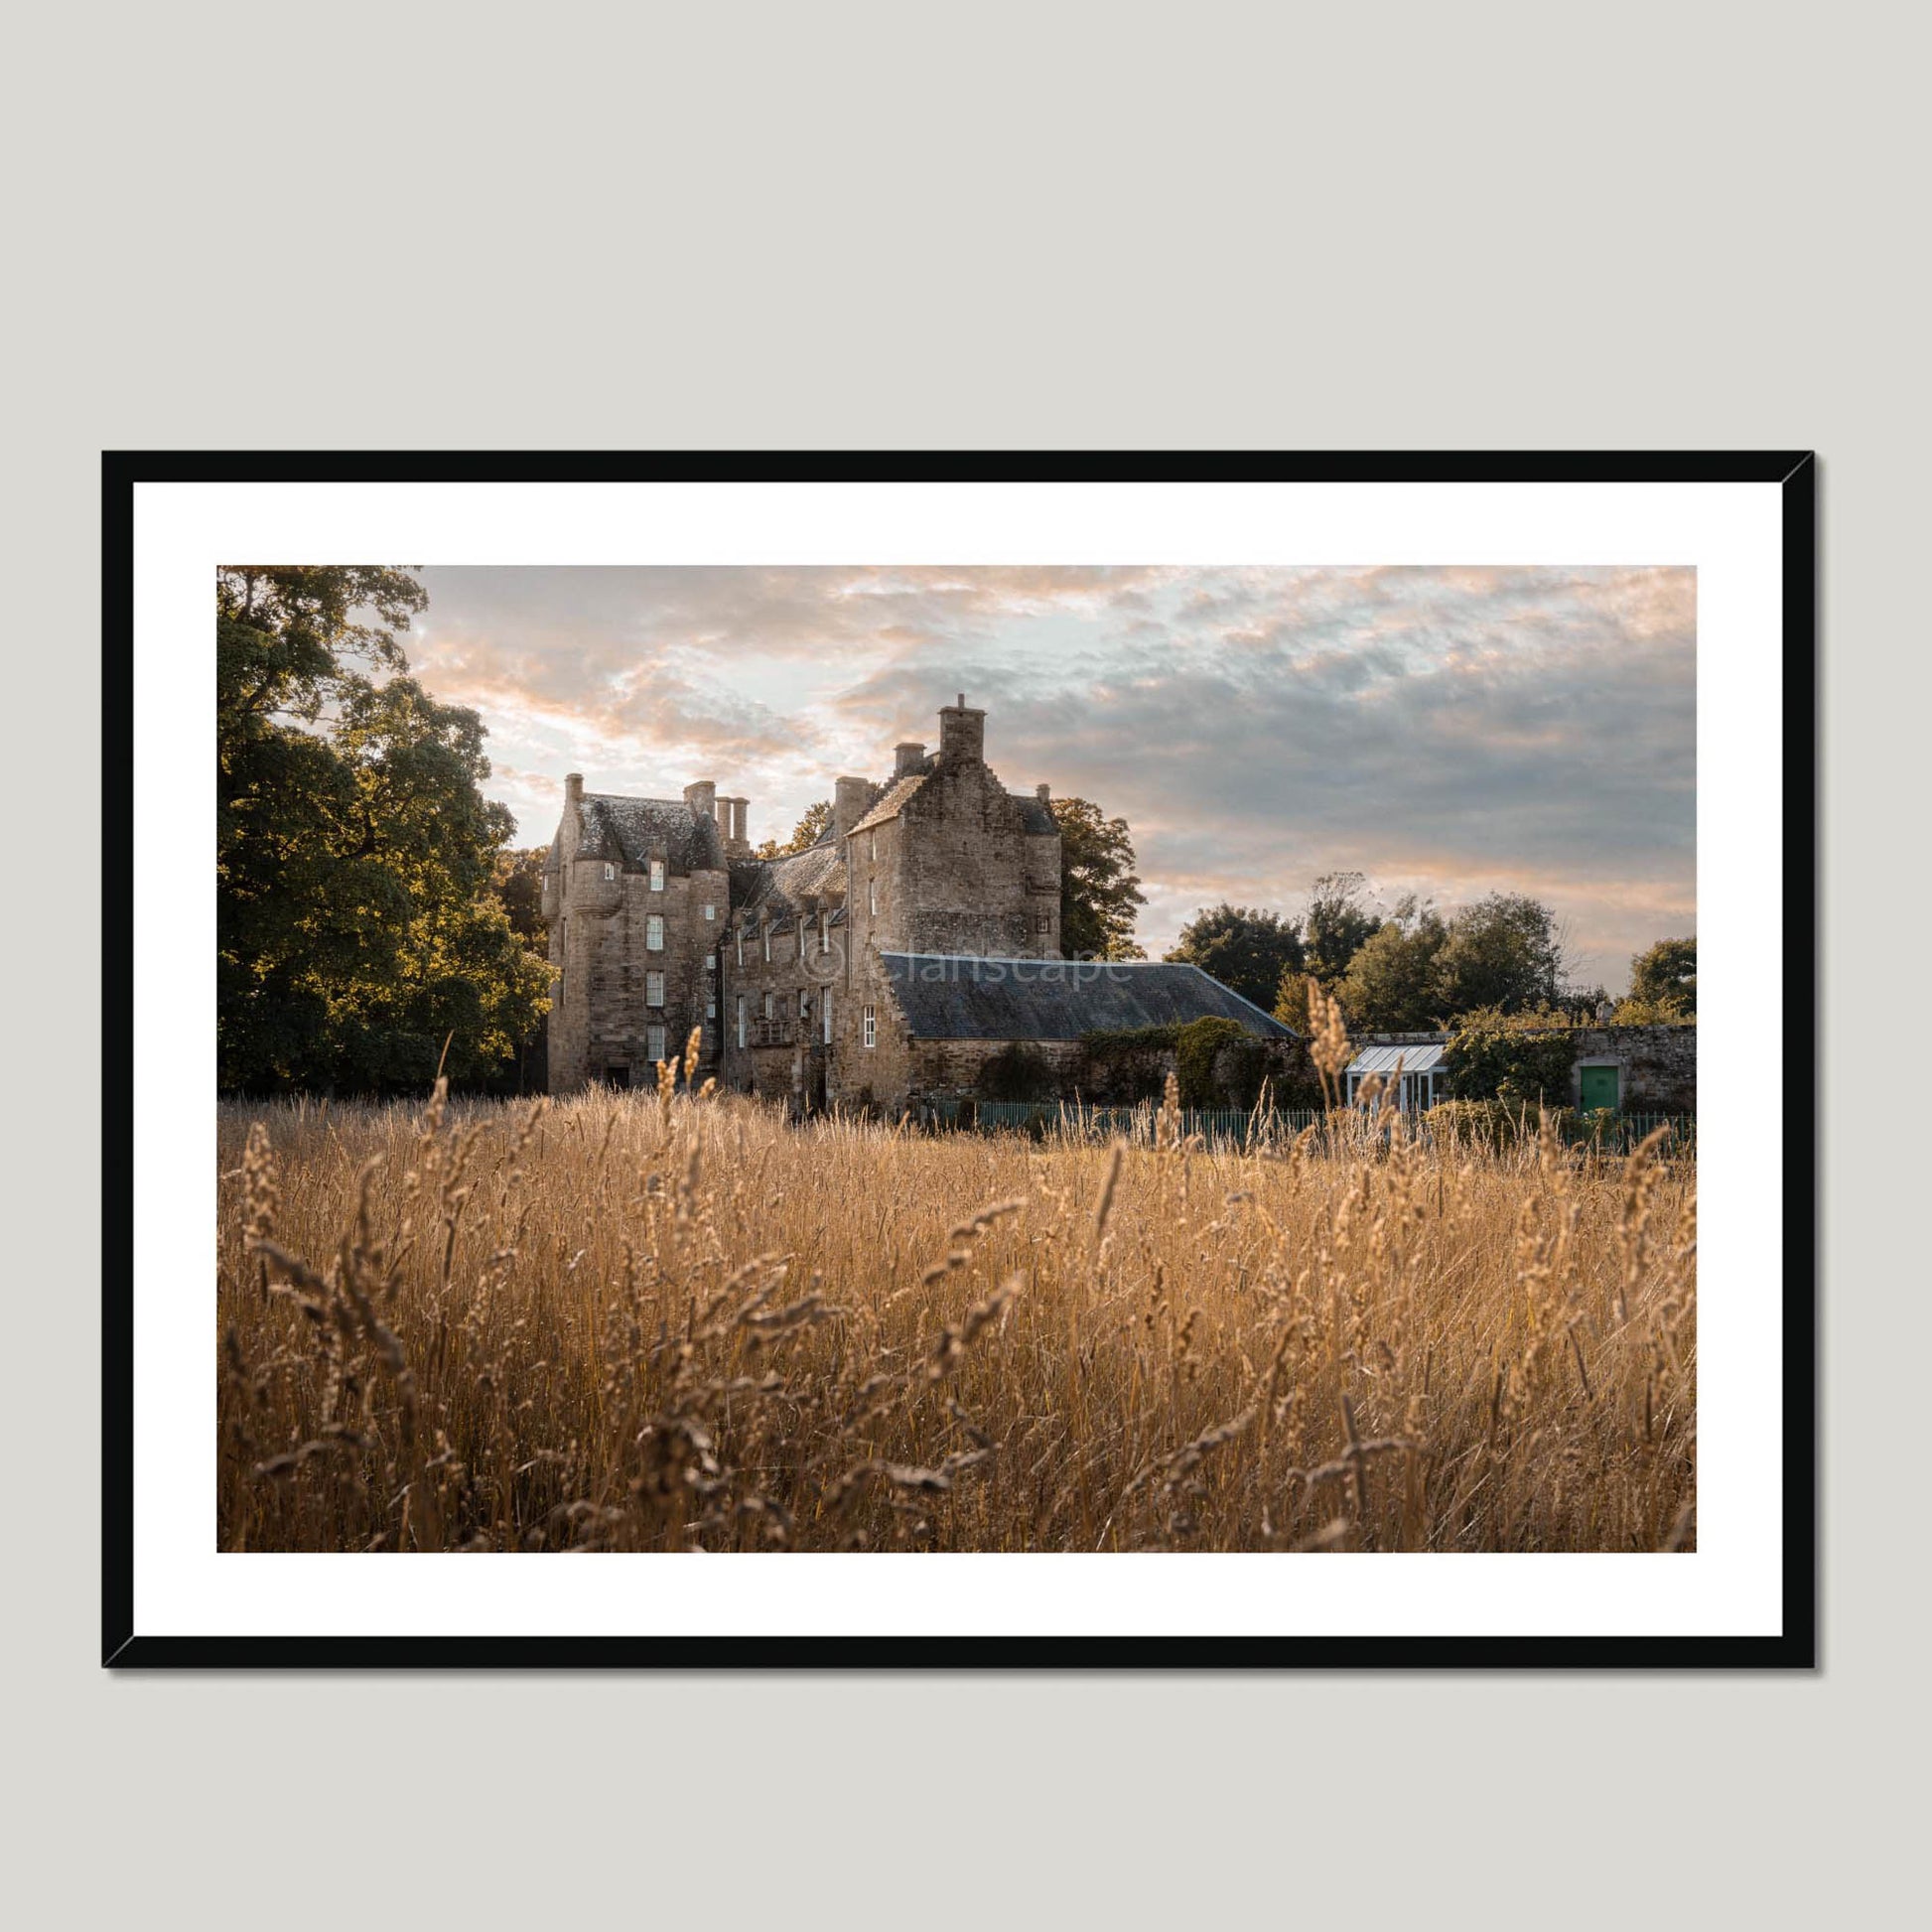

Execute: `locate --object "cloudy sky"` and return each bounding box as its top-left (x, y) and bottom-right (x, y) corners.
top-left (405, 565), bottom-right (1695, 993)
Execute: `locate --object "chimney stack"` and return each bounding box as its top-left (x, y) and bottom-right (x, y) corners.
top-left (1035, 782), bottom-right (1051, 805)
top-left (565, 772), bottom-right (584, 808)
top-left (833, 775), bottom-right (873, 842)
top-left (682, 779), bottom-right (717, 821)
top-left (895, 740), bottom-right (926, 778)
top-left (721, 796), bottom-right (750, 855)
top-left (936, 694), bottom-right (986, 770)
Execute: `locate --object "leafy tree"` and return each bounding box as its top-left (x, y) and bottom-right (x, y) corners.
top-left (1273, 967), bottom-right (1319, 1032)
top-left (490, 847), bottom-right (550, 947)
top-left (1627, 935), bottom-right (1696, 1017)
top-left (1434, 892), bottom-right (1568, 1017)
top-left (1304, 871), bottom-right (1379, 984)
top-left (1166, 903), bottom-right (1302, 1011)
top-left (217, 566), bottom-right (551, 1093)
top-left (1338, 897), bottom-right (1449, 1032)
top-left (756, 800), bottom-right (832, 859)
top-left (1052, 796), bottom-right (1147, 959)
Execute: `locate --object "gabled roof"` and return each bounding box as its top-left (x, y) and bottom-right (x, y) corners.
top-left (732, 837), bottom-right (848, 927)
top-left (567, 794), bottom-right (727, 874)
top-left (851, 772), bottom-right (926, 835)
top-left (879, 954), bottom-right (1298, 1042)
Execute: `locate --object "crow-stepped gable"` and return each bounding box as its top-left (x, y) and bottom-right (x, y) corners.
top-left (542, 697), bottom-right (1286, 1111)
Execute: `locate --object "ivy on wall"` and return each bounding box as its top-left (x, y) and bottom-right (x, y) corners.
top-left (1443, 1010), bottom-right (1580, 1105)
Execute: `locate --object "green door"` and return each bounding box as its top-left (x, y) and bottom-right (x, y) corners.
top-left (1579, 1064), bottom-right (1619, 1113)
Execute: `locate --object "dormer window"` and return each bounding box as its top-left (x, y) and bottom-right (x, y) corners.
top-left (649, 858), bottom-right (666, 893)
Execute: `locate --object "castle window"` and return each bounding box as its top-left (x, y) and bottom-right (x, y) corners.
top-left (602, 863), bottom-right (616, 883)
top-left (736, 995), bottom-right (747, 1048)
top-left (799, 988), bottom-right (810, 1020)
top-left (705, 952), bottom-right (716, 972)
top-left (707, 989), bottom-right (716, 1019)
top-left (736, 928), bottom-right (744, 967)
top-left (868, 883), bottom-right (878, 918)
top-left (762, 923), bottom-right (771, 963)
top-left (823, 989), bottom-right (833, 1046)
top-left (645, 915), bottom-right (664, 951)
top-left (649, 859), bottom-right (666, 893)
top-left (703, 902), bottom-right (716, 921)
top-left (869, 831), bottom-right (877, 861)
top-left (819, 911), bottom-right (829, 953)
top-left (763, 992), bottom-right (774, 1022)
top-left (646, 1024), bottom-right (666, 1065)
top-left (646, 971), bottom-right (665, 1008)
top-left (863, 1004), bottom-right (877, 1049)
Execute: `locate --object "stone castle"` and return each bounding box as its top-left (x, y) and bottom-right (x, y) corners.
top-left (542, 696), bottom-right (1292, 1111)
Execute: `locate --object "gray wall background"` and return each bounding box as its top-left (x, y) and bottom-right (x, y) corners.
top-left (5, 3), bottom-right (1916, 1925)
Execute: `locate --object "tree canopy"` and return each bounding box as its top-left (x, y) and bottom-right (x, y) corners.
top-left (1052, 796), bottom-right (1147, 959)
top-left (217, 566), bottom-right (551, 1093)
top-left (1337, 897), bottom-right (1449, 1032)
top-left (1433, 891), bottom-right (1569, 1017)
top-left (1303, 871), bottom-right (1380, 985)
top-left (1166, 903), bottom-right (1303, 1011)
top-left (756, 799), bottom-right (832, 859)
top-left (1626, 935), bottom-right (1696, 1016)
top-left (490, 847), bottom-right (550, 947)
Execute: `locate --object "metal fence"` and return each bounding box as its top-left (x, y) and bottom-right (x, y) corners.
top-left (952, 1098), bottom-right (1695, 1156)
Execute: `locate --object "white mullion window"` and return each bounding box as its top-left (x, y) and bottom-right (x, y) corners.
top-left (863, 1004), bottom-right (877, 1049)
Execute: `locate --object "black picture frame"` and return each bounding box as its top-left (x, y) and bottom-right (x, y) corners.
top-left (103, 450), bottom-right (1817, 1669)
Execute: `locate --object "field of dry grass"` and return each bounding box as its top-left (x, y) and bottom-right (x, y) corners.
top-left (217, 1057), bottom-right (1695, 1554)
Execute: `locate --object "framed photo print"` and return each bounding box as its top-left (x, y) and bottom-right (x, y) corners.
top-left (105, 451), bottom-right (1815, 1666)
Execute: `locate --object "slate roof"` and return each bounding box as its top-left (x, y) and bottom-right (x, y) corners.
top-left (557, 794), bottom-right (729, 875)
top-left (879, 954), bottom-right (1298, 1042)
top-left (732, 836), bottom-right (847, 928)
top-left (850, 772), bottom-right (927, 836)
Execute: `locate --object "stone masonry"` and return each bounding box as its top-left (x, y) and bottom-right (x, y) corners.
top-left (544, 698), bottom-right (1063, 1104)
